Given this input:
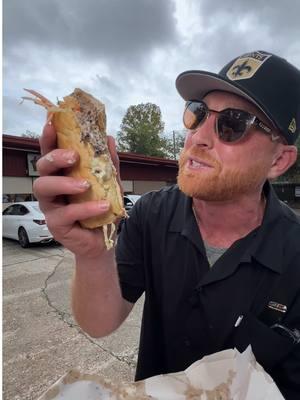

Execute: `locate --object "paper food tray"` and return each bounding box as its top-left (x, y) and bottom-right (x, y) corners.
top-left (38, 346), bottom-right (284, 400)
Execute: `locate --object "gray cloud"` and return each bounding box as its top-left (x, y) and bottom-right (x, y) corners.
top-left (94, 75), bottom-right (122, 98)
top-left (201, 0), bottom-right (300, 38)
top-left (4, 0), bottom-right (178, 63)
top-left (3, 95), bottom-right (46, 136)
top-left (3, 0), bottom-right (300, 137)
top-left (197, 0), bottom-right (300, 68)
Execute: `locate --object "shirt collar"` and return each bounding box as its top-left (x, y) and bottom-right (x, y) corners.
top-left (169, 182), bottom-right (289, 273)
top-left (169, 189), bottom-right (205, 254)
top-left (242, 181), bottom-right (286, 273)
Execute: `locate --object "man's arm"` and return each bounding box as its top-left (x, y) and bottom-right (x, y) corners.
top-left (34, 123), bottom-right (133, 337)
top-left (72, 251), bottom-right (134, 337)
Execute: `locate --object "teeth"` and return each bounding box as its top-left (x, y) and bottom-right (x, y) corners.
top-left (191, 160), bottom-right (204, 167)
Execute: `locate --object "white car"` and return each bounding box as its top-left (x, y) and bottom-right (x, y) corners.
top-left (117, 194), bottom-right (141, 234)
top-left (2, 201), bottom-right (53, 247)
top-left (123, 194), bottom-right (141, 211)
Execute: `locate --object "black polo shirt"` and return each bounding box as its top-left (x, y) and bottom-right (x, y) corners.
top-left (116, 182), bottom-right (300, 399)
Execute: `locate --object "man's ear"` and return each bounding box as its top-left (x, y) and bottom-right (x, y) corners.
top-left (267, 145), bottom-right (298, 179)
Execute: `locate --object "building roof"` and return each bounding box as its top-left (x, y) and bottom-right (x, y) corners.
top-left (3, 134), bottom-right (178, 168)
top-left (3, 134), bottom-right (41, 151)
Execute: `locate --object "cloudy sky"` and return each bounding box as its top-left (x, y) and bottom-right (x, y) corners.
top-left (3, 0), bottom-right (300, 139)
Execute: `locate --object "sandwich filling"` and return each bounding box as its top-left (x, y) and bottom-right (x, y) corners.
top-left (72, 89), bottom-right (108, 156)
top-left (71, 89), bottom-right (115, 195)
top-left (71, 89), bottom-right (122, 249)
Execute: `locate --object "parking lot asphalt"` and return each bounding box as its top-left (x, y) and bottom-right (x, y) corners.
top-left (2, 239), bottom-right (143, 400)
top-left (3, 207), bottom-right (299, 399)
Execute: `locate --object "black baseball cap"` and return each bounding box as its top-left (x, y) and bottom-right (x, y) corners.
top-left (176, 50), bottom-right (300, 144)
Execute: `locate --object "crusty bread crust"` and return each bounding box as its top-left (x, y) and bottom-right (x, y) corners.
top-left (53, 89), bottom-right (124, 228)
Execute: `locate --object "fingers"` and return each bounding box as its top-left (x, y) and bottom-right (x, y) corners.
top-left (36, 148), bottom-right (79, 176)
top-left (46, 201), bottom-right (110, 230)
top-left (33, 175), bottom-right (110, 234)
top-left (41, 201), bottom-right (111, 258)
top-left (39, 123), bottom-right (57, 155)
top-left (33, 176), bottom-right (91, 200)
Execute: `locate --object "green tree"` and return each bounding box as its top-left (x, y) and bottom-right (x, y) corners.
top-left (169, 130), bottom-right (186, 160)
top-left (117, 103), bottom-right (168, 157)
top-left (160, 129), bottom-right (186, 160)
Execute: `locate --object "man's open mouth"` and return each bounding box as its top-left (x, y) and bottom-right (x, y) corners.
top-left (187, 157), bottom-right (213, 170)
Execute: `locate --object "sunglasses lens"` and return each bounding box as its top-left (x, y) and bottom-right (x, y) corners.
top-left (183, 101), bottom-right (207, 129)
top-left (218, 110), bottom-right (250, 142)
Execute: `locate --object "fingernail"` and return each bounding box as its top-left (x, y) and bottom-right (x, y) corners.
top-left (63, 151), bottom-right (76, 164)
top-left (77, 180), bottom-right (90, 189)
top-left (45, 154), bottom-right (54, 162)
top-left (98, 201), bottom-right (110, 210)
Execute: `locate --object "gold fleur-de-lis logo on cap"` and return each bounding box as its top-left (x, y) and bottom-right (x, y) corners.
top-left (231, 61), bottom-right (252, 78)
top-left (227, 52), bottom-right (272, 81)
top-left (288, 118), bottom-right (297, 133)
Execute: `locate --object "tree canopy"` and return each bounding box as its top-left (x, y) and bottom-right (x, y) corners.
top-left (117, 103), bottom-right (170, 158)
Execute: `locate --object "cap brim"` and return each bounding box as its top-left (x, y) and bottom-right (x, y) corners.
top-left (176, 70), bottom-right (257, 103)
top-left (175, 70), bottom-right (272, 124)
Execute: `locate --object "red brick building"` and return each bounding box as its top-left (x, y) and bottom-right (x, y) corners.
top-left (2, 134), bottom-right (178, 203)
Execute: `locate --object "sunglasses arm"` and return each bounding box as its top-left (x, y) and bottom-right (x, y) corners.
top-left (253, 117), bottom-right (280, 142)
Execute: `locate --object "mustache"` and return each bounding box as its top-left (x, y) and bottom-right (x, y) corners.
top-left (179, 146), bottom-right (220, 168)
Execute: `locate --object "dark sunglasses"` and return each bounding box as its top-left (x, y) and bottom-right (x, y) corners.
top-left (183, 100), bottom-right (279, 143)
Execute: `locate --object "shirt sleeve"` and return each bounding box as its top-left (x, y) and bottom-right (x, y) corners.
top-left (116, 199), bottom-right (145, 303)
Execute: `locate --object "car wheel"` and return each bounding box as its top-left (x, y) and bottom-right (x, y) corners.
top-left (18, 227), bottom-right (30, 248)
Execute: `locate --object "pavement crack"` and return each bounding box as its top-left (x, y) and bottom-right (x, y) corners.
top-left (41, 256), bottom-right (76, 328)
top-left (77, 330), bottom-right (138, 368)
top-left (41, 254), bottom-right (138, 369)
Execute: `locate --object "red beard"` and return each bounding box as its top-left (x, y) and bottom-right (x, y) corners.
top-left (177, 146), bottom-right (269, 201)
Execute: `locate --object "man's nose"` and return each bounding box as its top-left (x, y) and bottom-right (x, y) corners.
top-left (191, 114), bottom-right (216, 148)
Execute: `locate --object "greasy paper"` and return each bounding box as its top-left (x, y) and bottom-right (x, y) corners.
top-left (38, 346), bottom-right (284, 400)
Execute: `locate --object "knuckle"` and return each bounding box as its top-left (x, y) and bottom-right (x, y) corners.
top-left (35, 158), bottom-right (44, 173)
top-left (32, 177), bottom-right (42, 196)
top-left (36, 151), bottom-right (55, 173)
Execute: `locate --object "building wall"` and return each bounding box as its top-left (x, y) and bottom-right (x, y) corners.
top-left (133, 180), bottom-right (170, 194)
top-left (2, 177), bottom-right (169, 204)
top-left (120, 162), bottom-right (176, 183)
top-left (3, 177), bottom-right (34, 194)
top-left (3, 149), bottom-right (31, 177)
top-left (3, 135), bottom-right (178, 203)
top-left (2, 177), bottom-right (36, 207)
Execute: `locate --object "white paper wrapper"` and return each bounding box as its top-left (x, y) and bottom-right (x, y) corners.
top-left (38, 346), bottom-right (284, 400)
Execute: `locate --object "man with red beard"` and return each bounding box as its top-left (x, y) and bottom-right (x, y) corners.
top-left (35, 51), bottom-right (300, 398)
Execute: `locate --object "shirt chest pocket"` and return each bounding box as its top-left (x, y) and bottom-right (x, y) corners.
top-left (232, 312), bottom-right (295, 370)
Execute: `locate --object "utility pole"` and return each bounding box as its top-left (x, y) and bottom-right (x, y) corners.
top-left (172, 130), bottom-right (176, 160)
